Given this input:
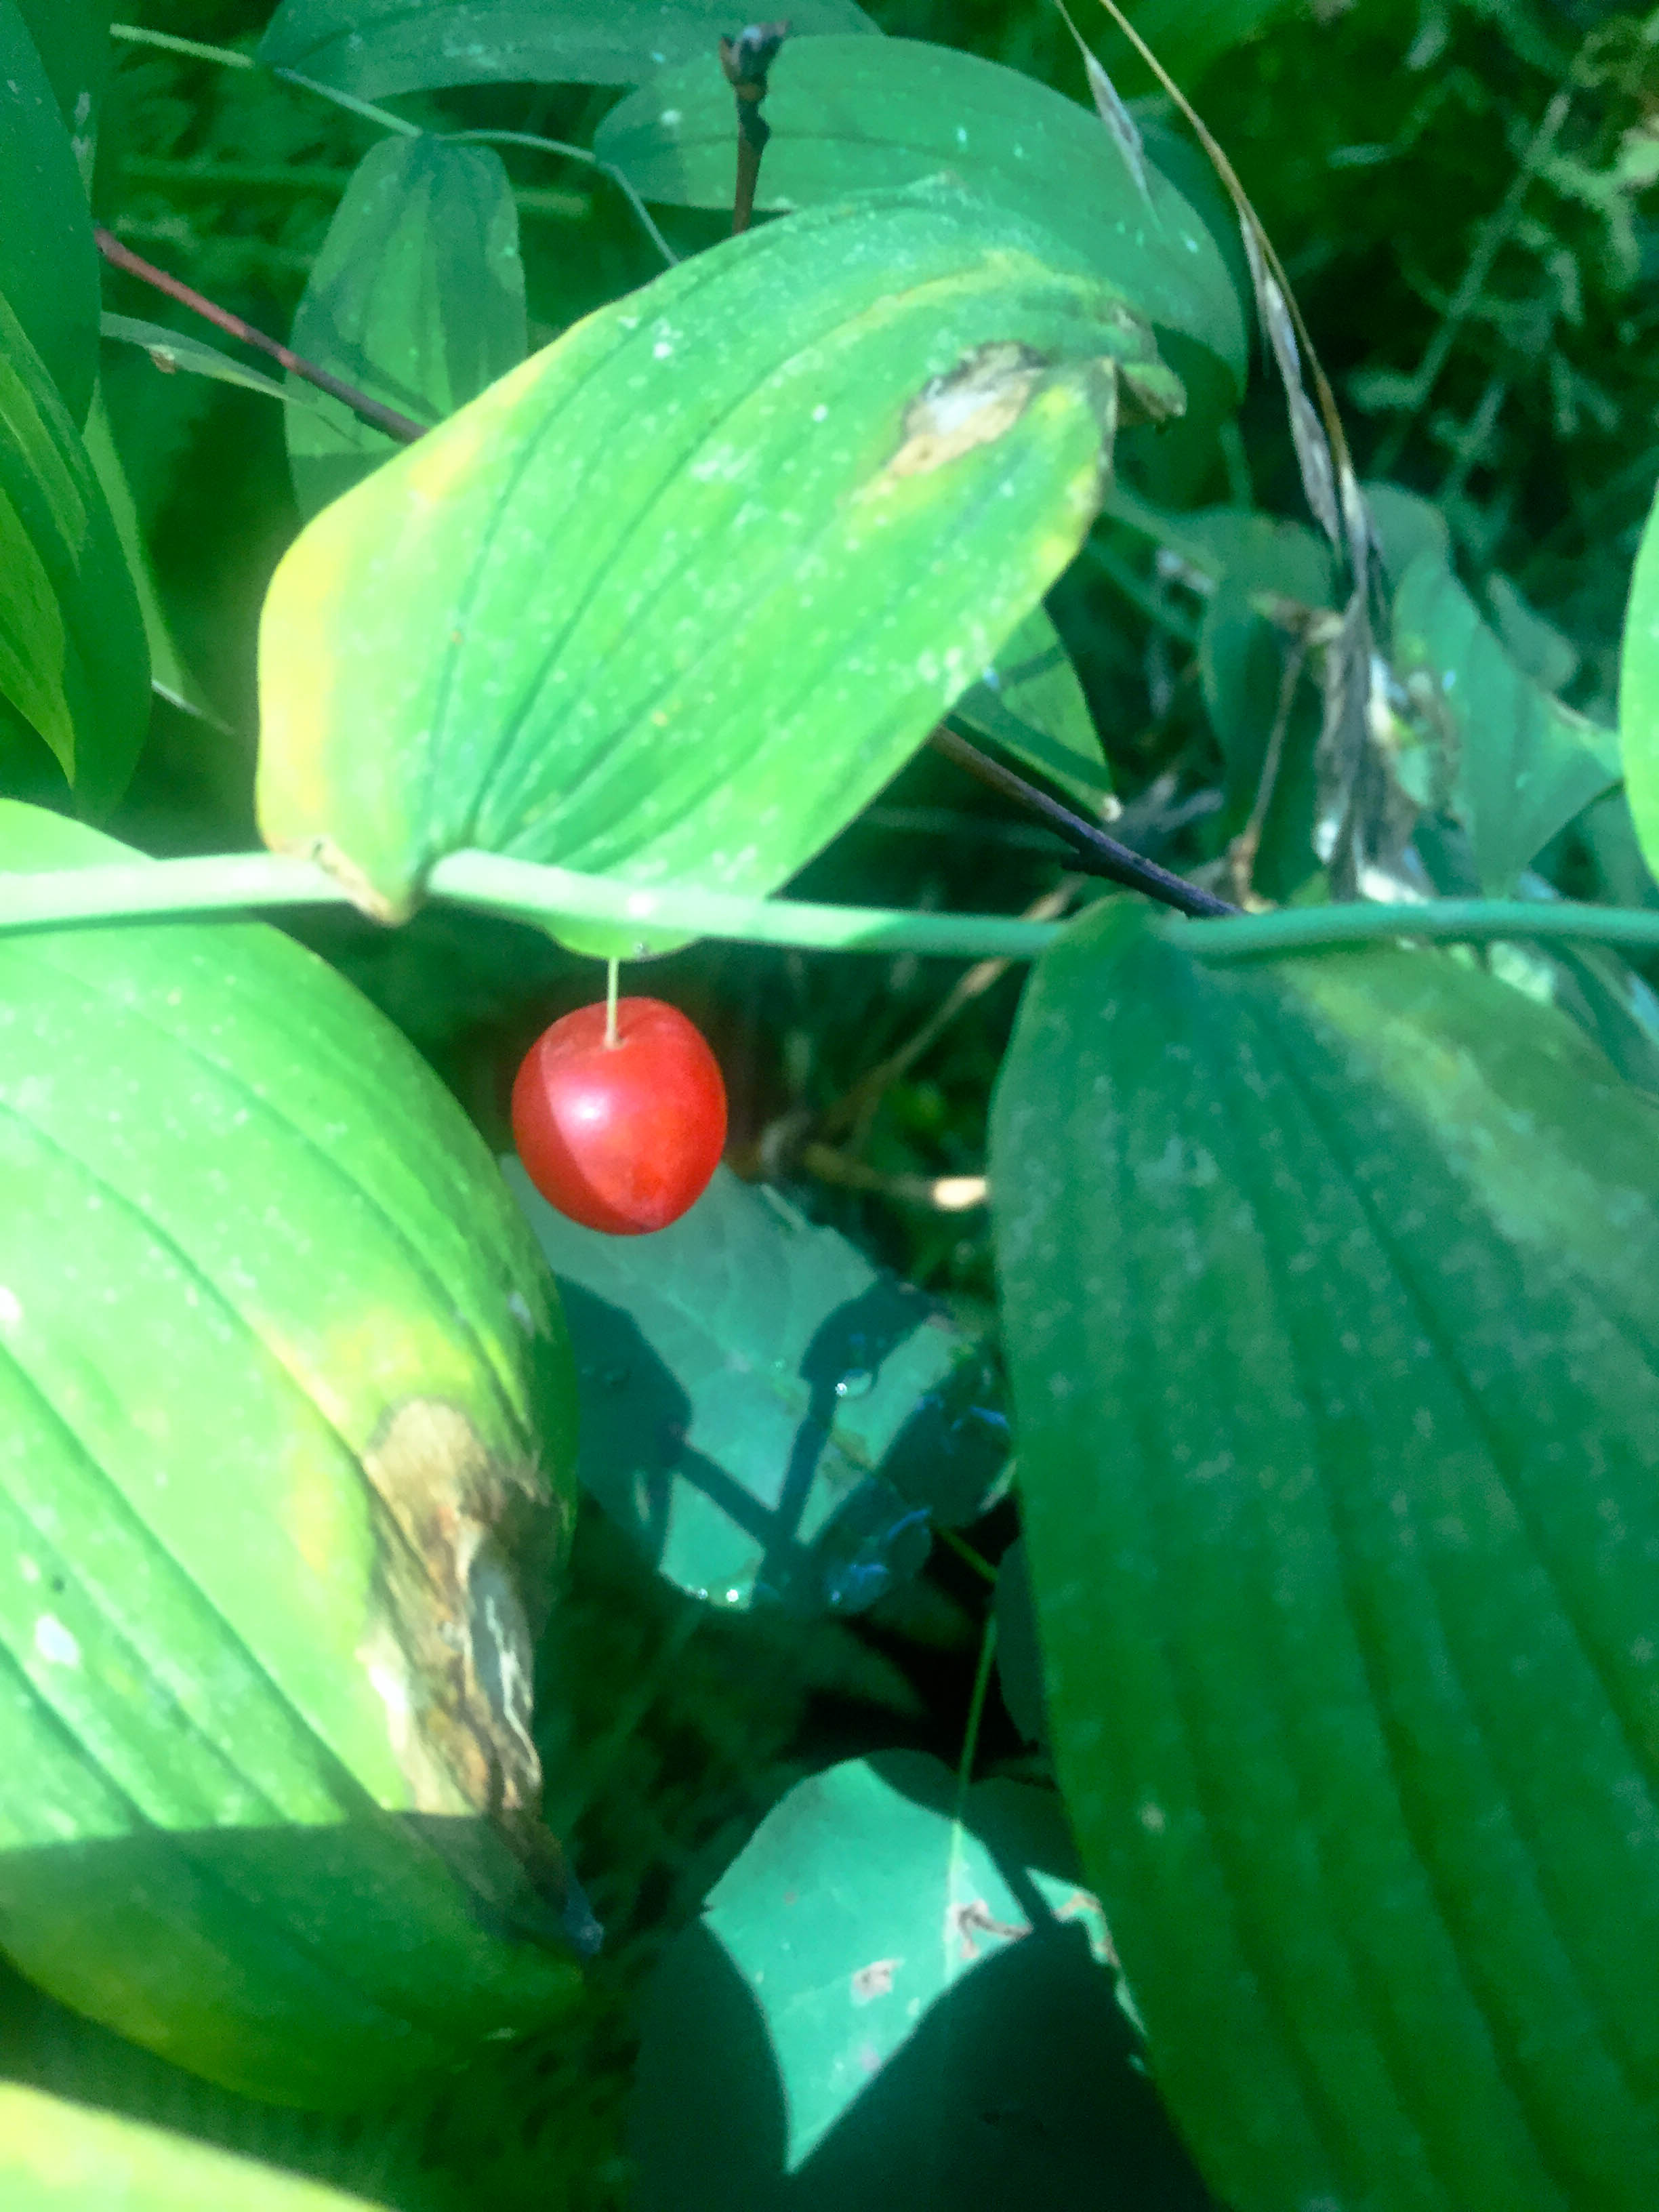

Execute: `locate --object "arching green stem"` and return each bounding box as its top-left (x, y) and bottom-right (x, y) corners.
top-left (3, 848), bottom-right (1659, 968)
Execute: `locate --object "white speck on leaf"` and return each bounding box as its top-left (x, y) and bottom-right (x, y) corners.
top-left (35, 1616), bottom-right (80, 1669)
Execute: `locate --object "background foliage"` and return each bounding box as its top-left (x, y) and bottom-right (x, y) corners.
top-left (3, 0), bottom-right (1658, 2206)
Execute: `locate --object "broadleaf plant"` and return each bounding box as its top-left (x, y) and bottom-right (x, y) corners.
top-left (0, 802), bottom-right (587, 2108)
top-left (992, 899), bottom-right (1659, 2211)
top-left (1619, 477), bottom-right (1659, 882)
top-left (510, 1160), bottom-right (1006, 1615)
top-left (285, 133), bottom-right (527, 518)
top-left (630, 1752), bottom-right (1159, 2205)
top-left (256, 0), bottom-right (880, 97)
top-left (0, 285), bottom-right (148, 814)
top-left (594, 36), bottom-right (1248, 396)
top-left (1393, 549), bottom-right (1621, 893)
top-left (0, 2080), bottom-right (379, 2212)
top-left (2, 3), bottom-right (1659, 2205)
top-left (256, 178), bottom-right (1181, 939)
top-left (0, 0), bottom-right (98, 424)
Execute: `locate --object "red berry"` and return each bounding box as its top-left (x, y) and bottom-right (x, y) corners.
top-left (511, 998), bottom-right (726, 1235)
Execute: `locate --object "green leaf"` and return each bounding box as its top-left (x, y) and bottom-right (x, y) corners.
top-left (0, 2082), bottom-right (377, 2211)
top-left (1162, 504), bottom-right (1336, 600)
top-left (102, 313), bottom-right (325, 411)
top-left (79, 385), bottom-right (214, 725)
top-left (14, 0), bottom-right (112, 192)
top-left (1486, 571), bottom-right (1579, 697)
top-left (257, 0), bottom-right (879, 97)
top-left (507, 1161), bottom-right (1007, 1614)
top-left (0, 1952), bottom-right (432, 2207)
top-left (257, 179), bottom-right (1177, 938)
top-left (632, 1753), bottom-right (1179, 2207)
top-left (0, 802), bottom-right (587, 2108)
top-left (1479, 933), bottom-right (1659, 1103)
top-left (14, 1), bottom-right (109, 123)
top-left (992, 1536), bottom-right (1048, 1748)
top-left (1117, 0), bottom-right (1303, 87)
top-left (951, 605), bottom-right (1113, 815)
top-left (286, 134), bottom-right (528, 519)
top-left (0, 287), bottom-right (150, 815)
top-left (1394, 549), bottom-right (1619, 891)
top-left (1185, 510), bottom-right (1332, 897)
top-left (1364, 479), bottom-right (1450, 588)
top-left (0, 1), bottom-right (98, 422)
top-left (991, 899), bottom-right (1659, 2212)
top-left (1618, 477), bottom-right (1659, 881)
top-left (595, 38), bottom-right (1247, 396)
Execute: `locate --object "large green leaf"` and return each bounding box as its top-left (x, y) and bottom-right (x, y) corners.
top-left (0, 2082), bottom-right (375, 2211)
top-left (0, 1), bottom-right (98, 422)
top-left (0, 802), bottom-right (587, 2107)
top-left (951, 605), bottom-right (1113, 814)
top-left (257, 179), bottom-right (1180, 938)
top-left (595, 38), bottom-right (1246, 395)
top-left (1618, 477), bottom-right (1659, 882)
top-left (1394, 549), bottom-right (1620, 891)
top-left (631, 1753), bottom-right (1193, 2208)
top-left (286, 134), bottom-right (527, 519)
top-left (991, 900), bottom-right (1659, 2212)
top-left (508, 1161), bottom-right (1006, 1614)
top-left (257, 0), bottom-right (878, 97)
top-left (0, 288), bottom-right (149, 814)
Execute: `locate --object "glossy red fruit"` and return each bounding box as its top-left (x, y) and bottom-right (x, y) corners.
top-left (511, 997), bottom-right (727, 1235)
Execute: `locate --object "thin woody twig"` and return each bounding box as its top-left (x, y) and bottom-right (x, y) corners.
top-left (1227, 632), bottom-right (1307, 907)
top-left (800, 1142), bottom-right (988, 1212)
top-left (930, 723), bottom-right (1238, 918)
top-left (719, 21), bottom-right (789, 234)
top-left (94, 227), bottom-right (430, 445)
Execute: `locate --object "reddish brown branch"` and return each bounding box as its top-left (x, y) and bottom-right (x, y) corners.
top-left (94, 227), bottom-right (429, 445)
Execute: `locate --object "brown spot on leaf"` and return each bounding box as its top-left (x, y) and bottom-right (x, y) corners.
top-left (875, 342), bottom-right (1049, 487)
top-left (851, 1957), bottom-right (903, 2004)
top-left (359, 1399), bottom-right (556, 1822)
top-left (947, 1898), bottom-right (1030, 1964)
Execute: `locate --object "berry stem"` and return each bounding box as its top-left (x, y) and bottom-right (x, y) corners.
top-left (605, 956), bottom-right (621, 1048)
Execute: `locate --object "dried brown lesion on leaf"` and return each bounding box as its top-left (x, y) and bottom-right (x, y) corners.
top-left (357, 1398), bottom-right (567, 1822)
top-left (882, 342), bottom-right (1052, 481)
top-left (851, 1957), bottom-right (903, 2004)
top-left (863, 327), bottom-right (1183, 503)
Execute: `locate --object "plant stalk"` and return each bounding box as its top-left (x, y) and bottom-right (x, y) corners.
top-left (94, 230), bottom-right (429, 443)
top-left (4, 851), bottom-right (1659, 969)
top-left (932, 724), bottom-right (1237, 918)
